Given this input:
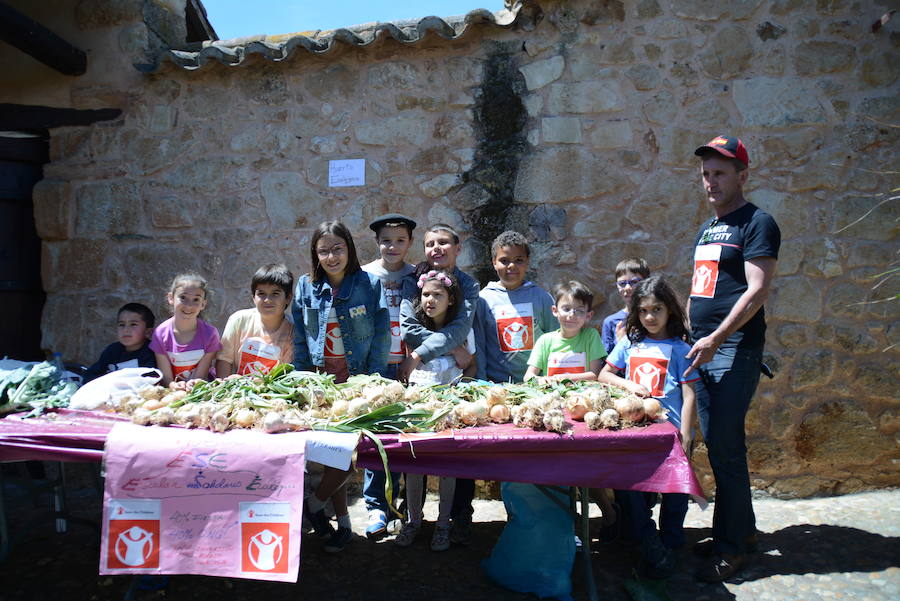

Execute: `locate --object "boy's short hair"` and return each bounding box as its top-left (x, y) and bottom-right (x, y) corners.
top-left (251, 263), bottom-right (294, 296)
top-left (614, 258), bottom-right (650, 279)
top-left (426, 223), bottom-right (460, 244)
top-left (553, 280), bottom-right (594, 310)
top-left (369, 213), bottom-right (416, 238)
top-left (118, 303), bottom-right (155, 328)
top-left (491, 230), bottom-right (530, 258)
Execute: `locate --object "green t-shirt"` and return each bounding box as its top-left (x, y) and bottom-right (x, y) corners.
top-left (527, 327), bottom-right (607, 376)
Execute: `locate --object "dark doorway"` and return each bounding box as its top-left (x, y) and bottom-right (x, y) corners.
top-left (0, 132), bottom-right (48, 361)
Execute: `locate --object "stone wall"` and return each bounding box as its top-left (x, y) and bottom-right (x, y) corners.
top-left (7, 0), bottom-right (899, 496)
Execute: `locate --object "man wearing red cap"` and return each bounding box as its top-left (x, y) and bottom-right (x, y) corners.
top-left (684, 136), bottom-right (781, 582)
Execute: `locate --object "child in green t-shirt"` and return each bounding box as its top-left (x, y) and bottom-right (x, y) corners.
top-left (524, 280), bottom-right (606, 384)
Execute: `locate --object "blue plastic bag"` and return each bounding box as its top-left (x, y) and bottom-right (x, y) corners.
top-left (482, 482), bottom-right (575, 600)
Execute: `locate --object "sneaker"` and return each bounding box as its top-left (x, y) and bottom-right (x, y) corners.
top-left (324, 526), bottom-right (352, 553)
top-left (431, 525), bottom-right (451, 552)
top-left (305, 505), bottom-right (335, 539)
top-left (365, 510), bottom-right (388, 540)
top-left (695, 553), bottom-right (746, 583)
top-left (394, 521), bottom-right (421, 547)
top-left (449, 513), bottom-right (472, 545)
top-left (642, 547), bottom-right (677, 580)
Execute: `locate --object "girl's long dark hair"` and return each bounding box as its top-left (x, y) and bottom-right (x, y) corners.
top-left (625, 275), bottom-right (689, 343)
top-left (309, 221), bottom-right (361, 284)
top-left (413, 270), bottom-right (462, 331)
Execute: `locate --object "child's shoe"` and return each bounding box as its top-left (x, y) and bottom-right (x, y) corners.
top-left (365, 510), bottom-right (388, 540)
top-left (323, 526), bottom-right (352, 553)
top-left (394, 520), bottom-right (421, 547)
top-left (304, 505), bottom-right (335, 539)
top-left (430, 524), bottom-right (451, 552)
top-left (449, 513), bottom-right (472, 545)
top-left (640, 534), bottom-right (676, 580)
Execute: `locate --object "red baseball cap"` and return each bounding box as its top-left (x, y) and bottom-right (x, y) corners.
top-left (694, 135), bottom-right (749, 167)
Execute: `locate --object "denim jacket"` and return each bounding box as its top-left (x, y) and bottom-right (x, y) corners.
top-left (291, 269), bottom-right (390, 377)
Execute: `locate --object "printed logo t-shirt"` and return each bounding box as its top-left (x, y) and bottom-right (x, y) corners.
top-left (217, 308), bottom-right (294, 376)
top-left (150, 317), bottom-right (221, 380)
top-left (527, 327), bottom-right (606, 377)
top-left (363, 261), bottom-right (414, 365)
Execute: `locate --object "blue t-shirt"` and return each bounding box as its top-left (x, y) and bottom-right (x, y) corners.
top-left (600, 309), bottom-right (627, 355)
top-left (606, 336), bottom-right (699, 429)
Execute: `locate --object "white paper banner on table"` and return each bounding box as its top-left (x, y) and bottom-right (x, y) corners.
top-left (303, 430), bottom-right (359, 470)
top-left (100, 423), bottom-right (305, 582)
top-left (328, 159), bottom-right (365, 187)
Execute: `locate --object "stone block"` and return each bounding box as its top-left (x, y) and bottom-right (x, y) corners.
top-left (147, 192), bottom-right (193, 229)
top-left (699, 25), bottom-right (754, 79)
top-left (427, 201), bottom-right (467, 233)
top-left (446, 57), bottom-right (483, 87)
top-left (771, 276), bottom-right (822, 323)
top-left (514, 147), bottom-right (631, 204)
top-left (355, 116), bottom-right (429, 147)
top-left (523, 94), bottom-right (543, 118)
top-left (548, 81), bottom-right (625, 114)
top-left (802, 239), bottom-right (843, 278)
top-left (260, 172), bottom-right (316, 229)
top-left (75, 0), bottom-right (143, 27)
top-left (832, 196), bottom-right (899, 242)
top-left (643, 44), bottom-right (662, 61)
top-left (795, 42), bottom-right (857, 76)
top-left (636, 0), bottom-right (661, 19)
top-left (656, 127), bottom-right (702, 166)
top-left (308, 136), bottom-right (337, 155)
top-left (823, 281), bottom-right (864, 318)
top-left (571, 209), bottom-right (624, 238)
top-left (833, 326), bottom-right (880, 354)
top-left (519, 55), bottom-right (565, 91)
top-left (75, 181), bottom-right (143, 237)
top-left (600, 38), bottom-right (635, 64)
top-left (42, 239), bottom-right (109, 292)
top-left (111, 242), bottom-right (201, 295)
top-left (775, 239), bottom-right (803, 276)
top-left (235, 65), bottom-right (288, 106)
top-left (672, 0), bottom-right (762, 20)
top-left (733, 78), bottom-right (828, 127)
top-left (752, 188), bottom-right (827, 237)
top-left (528, 205), bottom-right (567, 241)
top-left (641, 90), bottom-right (679, 124)
top-left (776, 322), bottom-right (810, 347)
top-left (589, 120), bottom-right (633, 148)
top-left (651, 20), bottom-right (689, 39)
top-left (789, 349), bottom-right (835, 390)
top-left (587, 242), bottom-right (669, 277)
top-left (542, 117), bottom-right (583, 143)
top-left (794, 401), bottom-right (892, 466)
top-left (847, 241), bottom-right (893, 268)
top-left (395, 94), bottom-right (448, 112)
top-left (625, 64), bottom-right (660, 90)
top-left (450, 183), bottom-right (492, 210)
top-left (32, 180), bottom-right (73, 241)
top-left (860, 52), bottom-right (899, 87)
top-left (524, 37), bottom-right (556, 57)
top-left (433, 117), bottom-right (472, 145)
top-left (409, 146), bottom-right (451, 172)
top-left (417, 174), bottom-right (462, 198)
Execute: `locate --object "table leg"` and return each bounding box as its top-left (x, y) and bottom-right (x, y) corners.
top-left (579, 487), bottom-right (598, 601)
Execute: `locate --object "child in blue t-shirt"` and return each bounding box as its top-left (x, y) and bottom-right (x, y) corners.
top-left (599, 275), bottom-right (698, 579)
top-left (600, 257), bottom-right (650, 355)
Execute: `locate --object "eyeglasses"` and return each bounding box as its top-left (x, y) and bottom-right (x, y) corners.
top-left (557, 306), bottom-right (588, 318)
top-left (615, 278), bottom-right (643, 289)
top-left (316, 245), bottom-right (346, 258)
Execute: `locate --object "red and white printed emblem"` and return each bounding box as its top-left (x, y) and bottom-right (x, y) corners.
top-left (627, 342), bottom-right (672, 398)
top-left (324, 309), bottom-right (345, 359)
top-left (547, 351), bottom-right (586, 376)
top-left (238, 338), bottom-right (280, 376)
top-left (167, 349), bottom-right (204, 380)
top-left (106, 500), bottom-right (161, 570)
top-left (495, 303), bottom-right (534, 352)
top-left (240, 502), bottom-right (290, 574)
top-left (691, 244), bottom-right (722, 298)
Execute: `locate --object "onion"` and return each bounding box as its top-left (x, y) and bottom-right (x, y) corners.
top-left (485, 387), bottom-right (508, 407)
top-left (330, 399), bottom-right (350, 416)
top-left (348, 398), bottom-right (371, 416)
top-left (142, 398), bottom-right (166, 411)
top-left (568, 403), bottom-right (589, 421)
top-left (264, 411), bottom-right (287, 433)
top-left (489, 404), bottom-right (510, 423)
top-left (613, 396), bottom-right (645, 422)
top-left (233, 408), bottom-right (257, 428)
top-left (642, 398), bottom-right (662, 421)
top-left (457, 401), bottom-right (488, 426)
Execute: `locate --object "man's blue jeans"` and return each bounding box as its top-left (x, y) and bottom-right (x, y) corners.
top-left (696, 345), bottom-right (763, 556)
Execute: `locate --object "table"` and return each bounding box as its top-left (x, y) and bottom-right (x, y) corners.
top-left (2, 410), bottom-right (705, 601)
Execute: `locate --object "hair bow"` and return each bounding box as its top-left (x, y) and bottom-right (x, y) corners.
top-left (417, 270), bottom-right (453, 289)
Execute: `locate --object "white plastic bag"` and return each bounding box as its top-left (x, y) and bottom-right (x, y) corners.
top-left (69, 367), bottom-right (162, 411)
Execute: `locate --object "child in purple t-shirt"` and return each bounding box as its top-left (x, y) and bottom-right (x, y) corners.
top-left (150, 273), bottom-right (221, 385)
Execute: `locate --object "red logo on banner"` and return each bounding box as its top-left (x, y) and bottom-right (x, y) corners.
top-left (107, 520), bottom-right (160, 569)
top-left (241, 523), bottom-right (289, 574)
top-left (497, 316), bottom-right (533, 352)
top-left (628, 355), bottom-right (668, 397)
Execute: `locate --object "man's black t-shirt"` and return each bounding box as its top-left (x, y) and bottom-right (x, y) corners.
top-left (689, 202), bottom-right (780, 349)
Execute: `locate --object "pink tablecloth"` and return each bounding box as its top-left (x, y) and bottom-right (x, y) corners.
top-left (1, 410), bottom-right (705, 499)
top-left (357, 420), bottom-right (705, 499)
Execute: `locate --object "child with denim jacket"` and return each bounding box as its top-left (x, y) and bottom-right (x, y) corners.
top-left (292, 221), bottom-right (390, 553)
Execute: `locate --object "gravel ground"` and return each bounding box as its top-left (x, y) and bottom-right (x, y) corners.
top-left (0, 463), bottom-right (897, 601)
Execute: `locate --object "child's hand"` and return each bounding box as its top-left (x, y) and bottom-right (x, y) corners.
top-left (450, 345), bottom-right (473, 370)
top-left (397, 354), bottom-right (421, 383)
top-left (615, 320), bottom-right (626, 341)
top-left (624, 381), bottom-right (651, 397)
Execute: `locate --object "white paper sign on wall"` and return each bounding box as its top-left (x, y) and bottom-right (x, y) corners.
top-left (328, 159), bottom-right (365, 187)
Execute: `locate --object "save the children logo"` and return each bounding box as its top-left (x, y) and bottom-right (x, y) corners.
top-left (238, 338), bottom-right (279, 375)
top-left (324, 311), bottom-right (345, 358)
top-left (495, 303), bottom-right (535, 352)
top-left (240, 502), bottom-right (290, 574)
top-left (106, 499), bottom-right (161, 570)
top-left (627, 342), bottom-right (672, 398)
top-left (691, 245), bottom-right (721, 298)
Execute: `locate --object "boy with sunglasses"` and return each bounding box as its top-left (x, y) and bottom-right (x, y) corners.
top-left (601, 258), bottom-right (651, 354)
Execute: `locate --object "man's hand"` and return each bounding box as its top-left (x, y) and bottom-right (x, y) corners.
top-left (680, 432), bottom-right (694, 459)
top-left (683, 333), bottom-right (722, 378)
top-left (397, 353), bottom-right (421, 383)
top-left (450, 345), bottom-right (473, 370)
